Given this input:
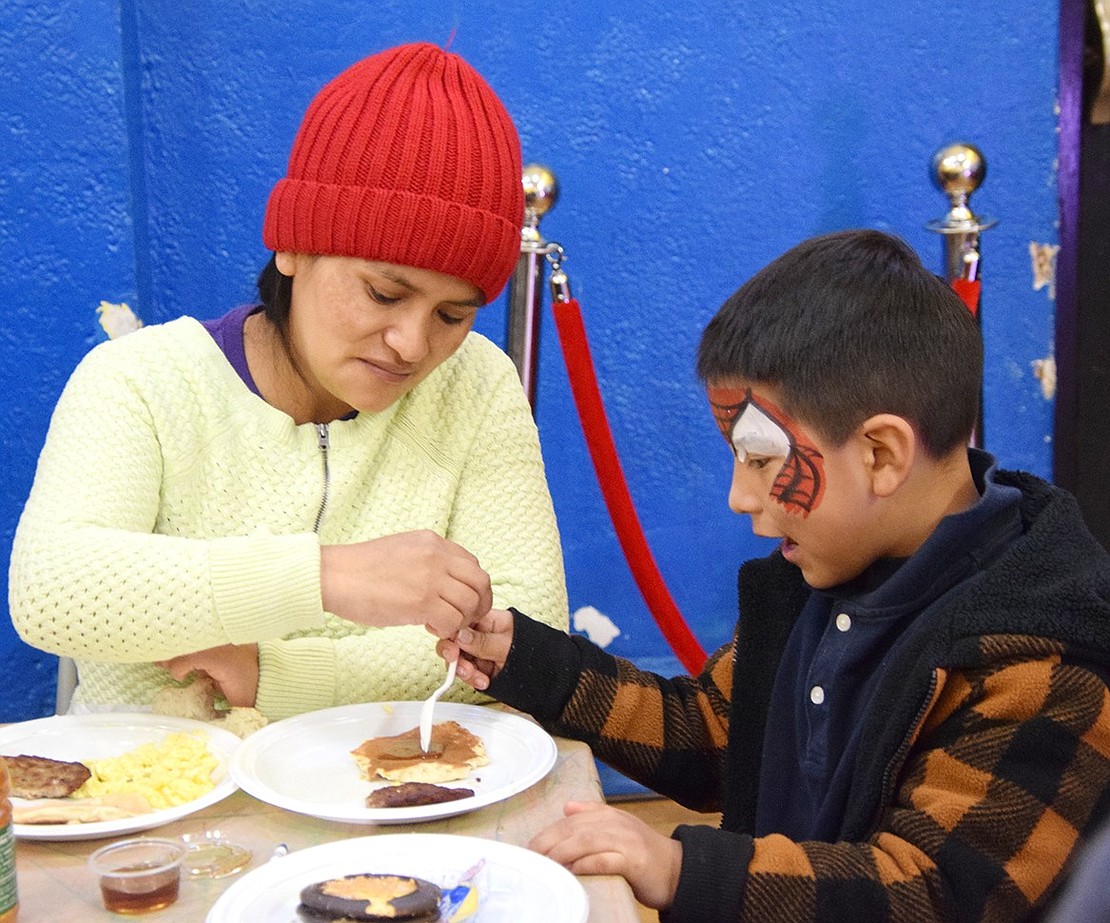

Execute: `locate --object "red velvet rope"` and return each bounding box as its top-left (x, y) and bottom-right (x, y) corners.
top-left (551, 296), bottom-right (708, 674)
top-left (951, 278), bottom-right (981, 316)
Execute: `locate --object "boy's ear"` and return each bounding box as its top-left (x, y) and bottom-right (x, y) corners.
top-left (857, 414), bottom-right (916, 497)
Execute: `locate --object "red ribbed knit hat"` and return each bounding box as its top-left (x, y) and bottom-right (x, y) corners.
top-left (263, 43), bottom-right (524, 302)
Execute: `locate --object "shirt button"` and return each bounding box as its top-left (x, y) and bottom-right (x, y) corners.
top-left (835, 612), bottom-right (852, 632)
top-left (810, 685), bottom-right (825, 705)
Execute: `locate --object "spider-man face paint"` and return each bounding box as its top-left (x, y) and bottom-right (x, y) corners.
top-left (707, 386), bottom-right (825, 516)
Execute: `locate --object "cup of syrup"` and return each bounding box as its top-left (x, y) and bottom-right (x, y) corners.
top-left (88, 838), bottom-right (186, 914)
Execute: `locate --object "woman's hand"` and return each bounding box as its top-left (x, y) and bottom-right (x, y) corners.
top-left (529, 801), bottom-right (683, 910)
top-left (320, 530), bottom-right (493, 639)
top-left (159, 643), bottom-right (260, 707)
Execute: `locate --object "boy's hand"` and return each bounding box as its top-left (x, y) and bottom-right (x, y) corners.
top-left (436, 607), bottom-right (514, 691)
top-left (528, 801), bottom-right (682, 910)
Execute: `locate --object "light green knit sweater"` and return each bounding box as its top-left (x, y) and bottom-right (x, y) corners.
top-left (9, 318), bottom-right (567, 719)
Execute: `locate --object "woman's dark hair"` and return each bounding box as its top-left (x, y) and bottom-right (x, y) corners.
top-left (696, 229), bottom-right (982, 458)
top-left (255, 253), bottom-right (307, 380)
top-left (256, 253), bottom-right (293, 338)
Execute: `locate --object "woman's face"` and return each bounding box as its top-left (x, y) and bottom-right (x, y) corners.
top-left (277, 253), bottom-right (483, 420)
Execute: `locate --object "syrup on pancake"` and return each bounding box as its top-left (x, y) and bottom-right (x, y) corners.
top-left (351, 720), bottom-right (487, 783)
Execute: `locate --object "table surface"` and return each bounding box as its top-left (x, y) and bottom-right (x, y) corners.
top-left (11, 733), bottom-right (639, 922)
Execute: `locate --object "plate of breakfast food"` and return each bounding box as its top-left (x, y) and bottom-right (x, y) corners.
top-left (0, 712), bottom-right (241, 841)
top-left (229, 702), bottom-right (557, 824)
top-left (206, 832), bottom-right (588, 922)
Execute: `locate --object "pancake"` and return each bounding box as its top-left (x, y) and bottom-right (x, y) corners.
top-left (297, 873), bottom-right (441, 921)
top-left (351, 721), bottom-right (487, 784)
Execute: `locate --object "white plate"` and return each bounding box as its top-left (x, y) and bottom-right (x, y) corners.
top-left (0, 713), bottom-right (240, 841)
top-left (230, 702), bottom-right (556, 824)
top-left (207, 833), bottom-right (588, 922)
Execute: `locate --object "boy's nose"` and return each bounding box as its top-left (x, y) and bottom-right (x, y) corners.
top-left (728, 461), bottom-right (763, 516)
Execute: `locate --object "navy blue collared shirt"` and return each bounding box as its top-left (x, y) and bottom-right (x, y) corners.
top-left (754, 450), bottom-right (1023, 840)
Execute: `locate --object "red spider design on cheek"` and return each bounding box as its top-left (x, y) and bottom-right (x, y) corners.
top-left (707, 386), bottom-right (826, 516)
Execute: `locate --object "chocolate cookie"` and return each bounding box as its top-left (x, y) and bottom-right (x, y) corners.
top-left (296, 907), bottom-right (440, 923)
top-left (298, 873), bottom-right (442, 921)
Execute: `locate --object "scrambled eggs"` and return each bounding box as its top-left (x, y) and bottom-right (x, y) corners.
top-left (73, 731), bottom-right (218, 810)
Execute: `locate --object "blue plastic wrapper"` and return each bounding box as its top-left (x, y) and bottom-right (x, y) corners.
top-left (438, 858), bottom-right (486, 921)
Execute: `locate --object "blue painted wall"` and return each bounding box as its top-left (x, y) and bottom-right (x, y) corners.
top-left (2, 1), bottom-right (1060, 748)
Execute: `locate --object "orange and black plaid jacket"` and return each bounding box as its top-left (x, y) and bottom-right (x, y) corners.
top-left (492, 471), bottom-right (1110, 922)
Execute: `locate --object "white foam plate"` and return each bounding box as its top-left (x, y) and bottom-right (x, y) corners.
top-left (230, 702), bottom-right (557, 824)
top-left (0, 713), bottom-right (240, 841)
top-left (206, 833), bottom-right (588, 922)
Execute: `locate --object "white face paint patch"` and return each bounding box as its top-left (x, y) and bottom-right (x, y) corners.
top-left (730, 400), bottom-right (792, 462)
top-left (707, 385), bottom-right (827, 516)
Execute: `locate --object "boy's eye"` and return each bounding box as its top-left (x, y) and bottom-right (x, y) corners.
top-left (437, 310), bottom-right (469, 326)
top-left (746, 455), bottom-right (775, 471)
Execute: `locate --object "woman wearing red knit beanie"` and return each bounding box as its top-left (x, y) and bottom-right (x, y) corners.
top-left (10, 43), bottom-right (569, 720)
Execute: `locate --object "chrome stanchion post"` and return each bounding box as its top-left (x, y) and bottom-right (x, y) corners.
top-left (927, 143), bottom-right (997, 284)
top-left (927, 142), bottom-right (997, 448)
top-left (507, 164), bottom-right (560, 410)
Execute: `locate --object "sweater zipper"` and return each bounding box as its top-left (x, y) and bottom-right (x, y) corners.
top-left (870, 669), bottom-right (939, 833)
top-left (313, 423), bottom-right (330, 534)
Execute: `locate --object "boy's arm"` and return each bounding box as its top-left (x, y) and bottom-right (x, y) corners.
top-left (450, 608), bottom-right (586, 721)
top-left (663, 654), bottom-right (1110, 922)
top-left (457, 607), bottom-right (734, 811)
top-left (479, 629), bottom-right (1110, 921)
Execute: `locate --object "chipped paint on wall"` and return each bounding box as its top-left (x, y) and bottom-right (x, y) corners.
top-left (573, 605), bottom-right (622, 647)
top-left (97, 300), bottom-right (143, 339)
top-left (1029, 242), bottom-right (1060, 300)
top-left (1032, 354), bottom-right (1057, 400)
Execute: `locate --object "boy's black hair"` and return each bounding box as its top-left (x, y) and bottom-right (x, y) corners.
top-left (696, 229), bottom-right (983, 458)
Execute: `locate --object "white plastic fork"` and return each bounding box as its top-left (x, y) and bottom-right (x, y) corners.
top-left (419, 657), bottom-right (458, 753)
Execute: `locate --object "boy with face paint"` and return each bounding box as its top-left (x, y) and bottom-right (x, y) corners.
top-left (444, 230), bottom-right (1110, 922)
